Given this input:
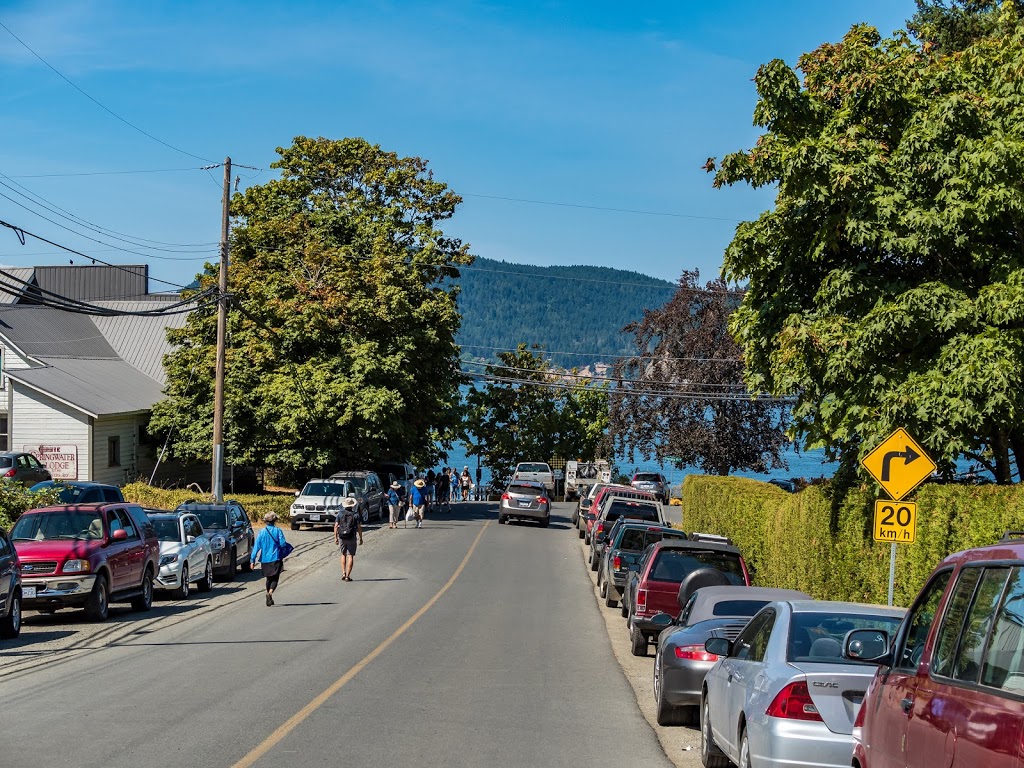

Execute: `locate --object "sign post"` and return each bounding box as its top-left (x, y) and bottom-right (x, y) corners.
top-left (861, 428), bottom-right (935, 606)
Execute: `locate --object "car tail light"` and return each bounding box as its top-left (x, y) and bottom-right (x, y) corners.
top-left (766, 681), bottom-right (823, 721)
top-left (853, 700), bottom-right (866, 728)
top-left (596, 522), bottom-right (604, 536)
top-left (537, 497), bottom-right (548, 504)
top-left (3, 468), bottom-right (15, 478)
top-left (501, 493), bottom-right (510, 501)
top-left (674, 645), bottom-right (720, 662)
top-left (636, 588), bottom-right (647, 612)
top-left (613, 555), bottom-right (622, 569)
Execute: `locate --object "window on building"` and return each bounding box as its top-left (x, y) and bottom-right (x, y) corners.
top-left (0, 415), bottom-right (8, 452)
top-left (108, 436), bottom-right (121, 467)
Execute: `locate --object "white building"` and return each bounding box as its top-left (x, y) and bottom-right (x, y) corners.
top-left (0, 265), bottom-right (198, 485)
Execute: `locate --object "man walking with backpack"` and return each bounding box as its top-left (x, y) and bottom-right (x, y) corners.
top-left (334, 497), bottom-right (363, 581)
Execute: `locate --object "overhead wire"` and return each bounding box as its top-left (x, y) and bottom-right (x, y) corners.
top-left (459, 359), bottom-right (749, 389)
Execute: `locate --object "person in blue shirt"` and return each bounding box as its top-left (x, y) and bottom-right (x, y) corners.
top-left (387, 481), bottom-right (404, 529)
top-left (251, 512), bottom-right (290, 606)
top-left (410, 478), bottom-right (428, 528)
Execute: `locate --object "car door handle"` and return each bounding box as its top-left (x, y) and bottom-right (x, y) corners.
top-left (900, 698), bottom-right (913, 714)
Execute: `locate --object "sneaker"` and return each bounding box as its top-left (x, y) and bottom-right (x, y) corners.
top-left (266, 593), bottom-right (273, 606)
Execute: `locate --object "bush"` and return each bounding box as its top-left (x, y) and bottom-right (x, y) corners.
top-left (680, 475), bottom-right (1024, 606)
top-left (0, 484), bottom-right (61, 531)
top-left (121, 483), bottom-right (294, 524)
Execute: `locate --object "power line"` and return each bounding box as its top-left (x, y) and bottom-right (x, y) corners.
top-left (0, 19), bottom-right (217, 164)
top-left (459, 343), bottom-right (743, 363)
top-left (462, 192), bottom-right (744, 223)
top-left (6, 167), bottom-right (209, 178)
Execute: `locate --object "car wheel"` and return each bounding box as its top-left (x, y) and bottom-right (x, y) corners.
top-left (290, 521), bottom-right (299, 531)
top-left (223, 549), bottom-right (237, 582)
top-left (620, 598), bottom-right (629, 617)
top-left (131, 570), bottom-right (154, 612)
top-left (738, 729), bottom-right (751, 768)
top-left (654, 654), bottom-right (689, 726)
top-left (173, 563), bottom-right (190, 599)
top-left (197, 559), bottom-right (214, 592)
top-left (498, 515), bottom-right (506, 525)
top-left (361, 506), bottom-right (369, 524)
top-left (540, 516), bottom-right (550, 528)
top-left (84, 573), bottom-right (109, 621)
top-left (701, 698), bottom-right (729, 767)
top-left (590, 550), bottom-right (600, 572)
top-left (604, 584), bottom-right (618, 608)
top-left (0, 590), bottom-right (22, 638)
top-left (240, 544), bottom-right (253, 572)
top-left (599, 578), bottom-right (607, 597)
top-left (630, 623), bottom-right (648, 657)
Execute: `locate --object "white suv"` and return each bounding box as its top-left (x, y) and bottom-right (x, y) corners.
top-left (290, 478), bottom-right (356, 530)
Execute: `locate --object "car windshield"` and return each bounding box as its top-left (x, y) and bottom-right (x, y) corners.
top-left (302, 483), bottom-right (349, 497)
top-left (508, 484), bottom-right (543, 496)
top-left (195, 510), bottom-right (229, 529)
top-left (634, 473), bottom-right (661, 482)
top-left (649, 549), bottom-right (746, 584)
top-left (334, 477), bottom-right (366, 491)
top-left (711, 600), bottom-right (771, 618)
top-left (518, 463), bottom-right (550, 473)
top-left (11, 510), bottom-right (104, 541)
top-left (788, 612), bottom-right (904, 664)
top-left (152, 518), bottom-right (181, 542)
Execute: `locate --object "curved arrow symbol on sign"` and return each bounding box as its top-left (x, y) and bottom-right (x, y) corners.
top-left (881, 446), bottom-right (921, 481)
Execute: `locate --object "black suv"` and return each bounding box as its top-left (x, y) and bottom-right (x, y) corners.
top-left (176, 501), bottom-right (254, 580)
top-left (0, 527), bottom-right (21, 638)
top-left (328, 471), bottom-right (387, 523)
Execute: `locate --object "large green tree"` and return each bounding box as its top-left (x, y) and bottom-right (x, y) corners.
top-left (151, 137), bottom-right (473, 475)
top-left (464, 346), bottom-right (610, 485)
top-left (909, 0), bottom-right (1024, 53)
top-left (710, 7), bottom-right (1024, 482)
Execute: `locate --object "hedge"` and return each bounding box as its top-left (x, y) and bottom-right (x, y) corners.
top-left (121, 483), bottom-right (294, 524)
top-left (681, 475), bottom-right (1024, 606)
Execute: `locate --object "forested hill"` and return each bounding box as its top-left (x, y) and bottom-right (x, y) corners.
top-left (454, 257), bottom-right (677, 368)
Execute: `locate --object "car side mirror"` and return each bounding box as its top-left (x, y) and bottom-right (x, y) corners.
top-left (186, 535), bottom-right (196, 543)
top-left (651, 612), bottom-right (673, 628)
top-left (111, 529), bottom-right (128, 541)
top-left (705, 637), bottom-right (731, 657)
top-left (844, 629), bottom-right (891, 664)
top-left (294, 490), bottom-right (301, 497)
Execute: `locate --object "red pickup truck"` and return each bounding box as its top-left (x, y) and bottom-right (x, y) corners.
top-left (622, 537), bottom-right (750, 656)
top-left (10, 503), bottom-right (160, 621)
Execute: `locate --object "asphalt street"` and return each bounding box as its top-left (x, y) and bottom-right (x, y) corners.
top-left (0, 501), bottom-right (674, 768)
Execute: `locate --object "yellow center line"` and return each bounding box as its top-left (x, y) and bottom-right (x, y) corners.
top-left (232, 520), bottom-right (491, 768)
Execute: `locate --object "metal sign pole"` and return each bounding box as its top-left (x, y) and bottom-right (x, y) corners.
top-left (888, 542), bottom-right (897, 606)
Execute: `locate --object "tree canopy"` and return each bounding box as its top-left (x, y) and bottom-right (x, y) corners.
top-left (909, 0), bottom-right (1024, 53)
top-left (151, 137), bottom-right (473, 475)
top-left (609, 271), bottom-right (789, 476)
top-left (710, 7), bottom-right (1024, 481)
top-left (464, 346), bottom-right (610, 485)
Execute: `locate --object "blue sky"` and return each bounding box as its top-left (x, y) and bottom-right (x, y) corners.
top-left (0, 0), bottom-right (916, 291)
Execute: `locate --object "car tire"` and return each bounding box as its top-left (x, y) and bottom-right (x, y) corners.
top-left (240, 545), bottom-right (253, 572)
top-left (654, 655), bottom-right (690, 726)
top-left (498, 515), bottom-right (506, 525)
top-left (84, 573), bottom-right (109, 621)
top-left (629, 623), bottom-right (648, 657)
top-left (577, 525), bottom-right (584, 539)
top-left (590, 550), bottom-right (600, 572)
top-left (540, 516), bottom-right (550, 528)
top-left (131, 570), bottom-right (154, 612)
top-left (361, 506), bottom-right (369, 524)
top-left (197, 559), bottom-right (214, 592)
top-left (701, 698), bottom-right (729, 767)
top-left (0, 590), bottom-right (22, 638)
top-left (738, 729), bottom-right (751, 768)
top-left (173, 563), bottom-right (190, 599)
top-left (223, 549), bottom-right (237, 582)
top-left (620, 598), bottom-right (629, 618)
top-left (290, 521), bottom-right (299, 531)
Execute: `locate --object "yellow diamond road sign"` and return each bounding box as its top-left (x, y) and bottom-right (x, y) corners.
top-left (861, 427), bottom-right (936, 501)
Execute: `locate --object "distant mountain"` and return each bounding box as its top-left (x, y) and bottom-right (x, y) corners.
top-left (454, 257), bottom-right (677, 369)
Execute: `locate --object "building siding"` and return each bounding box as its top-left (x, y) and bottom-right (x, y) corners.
top-left (10, 385), bottom-right (90, 480)
top-left (91, 415), bottom-right (141, 486)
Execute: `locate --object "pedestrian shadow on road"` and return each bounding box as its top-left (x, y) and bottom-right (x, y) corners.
top-left (344, 577), bottom-right (407, 582)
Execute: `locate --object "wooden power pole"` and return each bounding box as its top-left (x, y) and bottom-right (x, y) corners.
top-left (212, 157), bottom-right (231, 501)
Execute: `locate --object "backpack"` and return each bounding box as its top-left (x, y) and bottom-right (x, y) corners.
top-left (338, 510), bottom-right (358, 537)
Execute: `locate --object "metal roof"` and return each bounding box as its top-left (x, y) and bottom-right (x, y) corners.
top-left (0, 268), bottom-right (37, 304)
top-left (6, 357), bottom-right (164, 417)
top-left (33, 265), bottom-right (148, 301)
top-left (91, 300), bottom-right (187, 384)
top-left (0, 305), bottom-right (118, 359)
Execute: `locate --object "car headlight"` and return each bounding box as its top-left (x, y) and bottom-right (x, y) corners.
top-left (159, 554), bottom-right (179, 567)
top-left (62, 559), bottom-right (90, 574)
top-left (291, 503), bottom-right (301, 511)
top-left (210, 535), bottom-right (226, 551)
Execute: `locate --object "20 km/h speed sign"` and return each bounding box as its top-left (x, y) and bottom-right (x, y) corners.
top-left (873, 500), bottom-right (917, 544)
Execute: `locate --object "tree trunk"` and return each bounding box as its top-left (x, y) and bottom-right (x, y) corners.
top-left (1010, 429), bottom-right (1024, 484)
top-left (993, 428), bottom-right (1013, 485)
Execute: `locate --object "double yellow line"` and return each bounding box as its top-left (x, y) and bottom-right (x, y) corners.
top-left (233, 521), bottom-right (490, 768)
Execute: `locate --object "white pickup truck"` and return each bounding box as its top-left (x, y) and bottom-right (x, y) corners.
top-left (512, 462), bottom-right (555, 493)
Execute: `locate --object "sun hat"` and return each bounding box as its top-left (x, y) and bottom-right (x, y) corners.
top-left (263, 511), bottom-right (278, 523)
top-left (391, 481), bottom-right (401, 490)
top-left (341, 497), bottom-right (358, 508)
top-left (414, 478), bottom-right (426, 488)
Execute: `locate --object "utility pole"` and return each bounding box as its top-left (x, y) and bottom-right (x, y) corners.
top-left (212, 157), bottom-right (231, 502)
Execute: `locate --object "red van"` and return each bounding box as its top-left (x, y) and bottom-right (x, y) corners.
top-left (848, 534), bottom-right (1024, 768)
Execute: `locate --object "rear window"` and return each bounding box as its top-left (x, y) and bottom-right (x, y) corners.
top-left (712, 600), bottom-right (771, 617)
top-left (508, 484), bottom-right (543, 496)
top-left (619, 529), bottom-right (647, 550)
top-left (788, 612), bottom-right (903, 664)
top-left (517, 463), bottom-right (551, 473)
top-left (607, 501), bottom-right (659, 521)
top-left (0, 457), bottom-right (12, 468)
top-left (633, 473), bottom-right (661, 482)
top-left (649, 549), bottom-right (746, 585)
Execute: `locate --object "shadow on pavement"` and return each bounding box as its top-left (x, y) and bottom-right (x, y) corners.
top-left (0, 629), bottom-right (77, 652)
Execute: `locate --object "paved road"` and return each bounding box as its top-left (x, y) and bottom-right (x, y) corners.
top-left (0, 502), bottom-right (673, 768)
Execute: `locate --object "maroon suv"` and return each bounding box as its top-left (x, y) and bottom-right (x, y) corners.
top-left (10, 503), bottom-right (160, 621)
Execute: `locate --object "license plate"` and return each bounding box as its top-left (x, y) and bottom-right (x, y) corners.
top-left (518, 500), bottom-right (532, 507)
top-left (309, 514), bottom-right (321, 521)
top-left (22, 586), bottom-right (36, 598)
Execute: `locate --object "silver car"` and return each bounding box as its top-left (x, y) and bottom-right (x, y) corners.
top-left (498, 480), bottom-right (550, 526)
top-left (149, 511), bottom-right (214, 599)
top-left (700, 600), bottom-right (904, 768)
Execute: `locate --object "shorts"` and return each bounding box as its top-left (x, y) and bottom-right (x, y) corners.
top-left (339, 536), bottom-right (358, 556)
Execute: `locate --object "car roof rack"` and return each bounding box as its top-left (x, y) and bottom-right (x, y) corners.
top-left (1000, 531), bottom-right (1024, 542)
top-left (689, 532), bottom-right (734, 545)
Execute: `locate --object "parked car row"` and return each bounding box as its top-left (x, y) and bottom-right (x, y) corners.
top-left (0, 494), bottom-right (257, 637)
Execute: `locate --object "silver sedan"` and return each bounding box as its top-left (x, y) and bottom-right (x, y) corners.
top-left (149, 511), bottom-right (215, 599)
top-left (700, 600), bottom-right (904, 768)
